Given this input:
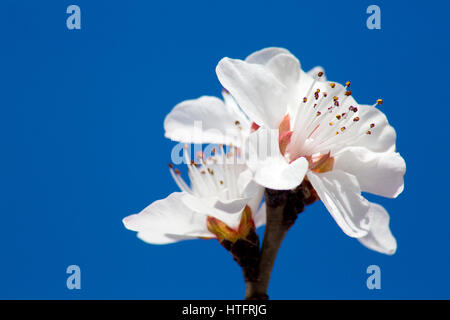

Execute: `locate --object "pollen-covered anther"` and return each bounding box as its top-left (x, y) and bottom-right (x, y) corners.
top-left (345, 90), bottom-right (352, 96)
top-left (340, 126), bottom-right (346, 132)
top-left (336, 114), bottom-right (342, 120)
top-left (329, 122), bottom-right (334, 126)
top-left (353, 117), bottom-right (360, 122)
top-left (330, 83), bottom-right (336, 88)
top-left (175, 169), bottom-right (181, 175)
top-left (318, 71), bottom-right (324, 77)
top-left (316, 111), bottom-right (321, 116)
top-left (333, 96), bottom-right (339, 101)
top-left (370, 123), bottom-right (375, 128)
top-left (366, 130), bottom-right (372, 135)
top-left (345, 81), bottom-right (351, 87)
top-left (303, 97), bottom-right (308, 103)
top-left (377, 99), bottom-right (383, 105)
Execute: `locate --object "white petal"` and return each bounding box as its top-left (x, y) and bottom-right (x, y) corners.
top-left (245, 128), bottom-right (308, 190)
top-left (343, 97), bottom-right (397, 153)
top-left (307, 170), bottom-right (370, 238)
top-left (245, 47), bottom-right (292, 65)
top-left (137, 232), bottom-right (201, 245)
top-left (216, 58), bottom-right (288, 129)
top-left (334, 147), bottom-right (406, 198)
top-left (123, 192), bottom-right (212, 244)
top-left (164, 96), bottom-right (245, 146)
top-left (180, 192), bottom-right (246, 229)
top-left (253, 156), bottom-right (308, 190)
top-left (264, 53), bottom-right (300, 91)
top-left (246, 181), bottom-right (265, 220)
top-left (245, 47), bottom-right (301, 108)
top-left (358, 202), bottom-right (397, 255)
top-left (254, 202), bottom-right (266, 228)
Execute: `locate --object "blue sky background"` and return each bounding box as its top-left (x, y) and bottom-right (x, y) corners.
top-left (1, 0), bottom-right (449, 299)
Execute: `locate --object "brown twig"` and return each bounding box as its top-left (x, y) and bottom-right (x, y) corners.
top-left (244, 185), bottom-right (309, 300)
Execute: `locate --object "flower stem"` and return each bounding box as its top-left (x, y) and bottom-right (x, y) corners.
top-left (244, 187), bottom-right (307, 300)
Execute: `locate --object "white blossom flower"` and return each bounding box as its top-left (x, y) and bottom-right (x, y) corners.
top-left (215, 47), bottom-right (405, 254)
top-left (164, 57), bottom-right (323, 148)
top-left (123, 149), bottom-right (265, 244)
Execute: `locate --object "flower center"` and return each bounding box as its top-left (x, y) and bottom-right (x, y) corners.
top-left (287, 74), bottom-right (383, 161)
top-left (168, 145), bottom-right (243, 201)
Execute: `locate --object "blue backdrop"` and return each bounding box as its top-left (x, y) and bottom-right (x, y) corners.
top-left (1, 0), bottom-right (449, 299)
